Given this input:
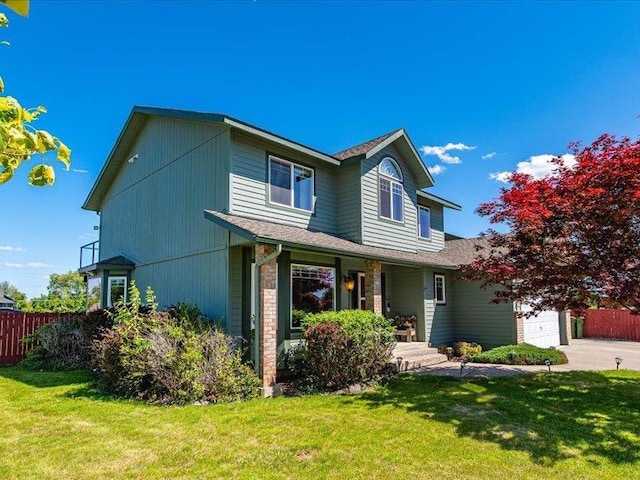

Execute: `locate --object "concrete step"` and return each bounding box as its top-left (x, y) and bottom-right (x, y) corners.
top-left (390, 353), bottom-right (448, 372)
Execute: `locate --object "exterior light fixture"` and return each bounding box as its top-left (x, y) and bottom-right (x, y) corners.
top-left (459, 357), bottom-right (468, 377)
top-left (615, 357), bottom-right (623, 370)
top-left (544, 359), bottom-right (551, 372)
top-left (343, 277), bottom-right (355, 292)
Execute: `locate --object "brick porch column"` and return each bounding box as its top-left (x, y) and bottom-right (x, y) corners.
top-left (364, 259), bottom-right (382, 315)
top-left (514, 311), bottom-right (525, 344)
top-left (255, 244), bottom-right (278, 388)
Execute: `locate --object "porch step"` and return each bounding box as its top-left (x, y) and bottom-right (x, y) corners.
top-left (391, 342), bottom-right (448, 372)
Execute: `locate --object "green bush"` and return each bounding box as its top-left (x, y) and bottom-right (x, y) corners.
top-left (289, 309), bottom-right (396, 391)
top-left (470, 344), bottom-right (569, 365)
top-left (454, 341), bottom-right (482, 357)
top-left (92, 283), bottom-right (259, 404)
top-left (21, 317), bottom-right (90, 370)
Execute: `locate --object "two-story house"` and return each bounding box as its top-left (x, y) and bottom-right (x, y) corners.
top-left (80, 106), bottom-right (569, 389)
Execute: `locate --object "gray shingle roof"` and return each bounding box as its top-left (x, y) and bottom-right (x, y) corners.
top-left (205, 210), bottom-right (486, 269)
top-left (334, 129), bottom-right (401, 160)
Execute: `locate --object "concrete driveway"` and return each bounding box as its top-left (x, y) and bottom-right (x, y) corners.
top-left (418, 338), bottom-right (640, 378)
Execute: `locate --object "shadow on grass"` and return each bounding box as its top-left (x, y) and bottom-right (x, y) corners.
top-left (0, 366), bottom-right (122, 402)
top-left (0, 365), bottom-right (91, 388)
top-left (356, 371), bottom-right (640, 466)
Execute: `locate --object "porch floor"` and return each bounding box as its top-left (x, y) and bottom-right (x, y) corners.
top-left (391, 342), bottom-right (447, 371)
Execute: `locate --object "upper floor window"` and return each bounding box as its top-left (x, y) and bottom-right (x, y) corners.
top-left (378, 157), bottom-right (403, 222)
top-left (418, 206), bottom-right (431, 239)
top-left (269, 156), bottom-right (314, 212)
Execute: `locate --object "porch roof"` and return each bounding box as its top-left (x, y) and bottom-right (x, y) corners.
top-left (204, 210), bottom-right (484, 269)
top-left (78, 255), bottom-right (136, 274)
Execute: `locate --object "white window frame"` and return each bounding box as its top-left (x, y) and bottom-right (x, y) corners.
top-left (357, 272), bottom-right (366, 309)
top-left (107, 276), bottom-right (127, 308)
top-left (290, 263), bottom-right (336, 330)
top-left (434, 273), bottom-right (446, 305)
top-left (418, 206), bottom-right (431, 240)
top-left (378, 157), bottom-right (404, 223)
top-left (268, 155), bottom-right (314, 212)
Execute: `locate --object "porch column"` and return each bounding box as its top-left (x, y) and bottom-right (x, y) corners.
top-left (514, 311), bottom-right (525, 344)
top-left (255, 244), bottom-right (278, 388)
top-left (364, 259), bottom-right (383, 315)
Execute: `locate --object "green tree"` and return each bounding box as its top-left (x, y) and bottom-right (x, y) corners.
top-left (0, 2), bottom-right (71, 186)
top-left (31, 271), bottom-right (86, 313)
top-left (0, 280), bottom-right (30, 310)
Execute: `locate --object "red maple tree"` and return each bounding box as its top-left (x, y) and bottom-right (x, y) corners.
top-left (467, 134), bottom-right (640, 314)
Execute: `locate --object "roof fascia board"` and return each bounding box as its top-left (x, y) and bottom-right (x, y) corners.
top-left (204, 210), bottom-right (258, 243)
top-left (417, 190), bottom-right (463, 211)
top-left (223, 118), bottom-right (340, 166)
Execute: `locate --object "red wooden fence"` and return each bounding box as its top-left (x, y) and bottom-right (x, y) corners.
top-left (0, 312), bottom-right (75, 365)
top-left (583, 309), bottom-right (640, 342)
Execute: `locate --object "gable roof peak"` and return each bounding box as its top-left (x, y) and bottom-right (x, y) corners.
top-left (334, 128), bottom-right (403, 161)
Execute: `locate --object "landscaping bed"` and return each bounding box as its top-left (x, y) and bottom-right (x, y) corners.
top-left (470, 343), bottom-right (569, 365)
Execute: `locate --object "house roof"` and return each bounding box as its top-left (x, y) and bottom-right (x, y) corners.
top-left (417, 190), bottom-right (462, 211)
top-left (335, 128), bottom-right (435, 189)
top-left (204, 210), bottom-right (483, 269)
top-left (78, 255), bottom-right (136, 274)
top-left (334, 130), bottom-right (400, 160)
top-left (0, 288), bottom-right (15, 304)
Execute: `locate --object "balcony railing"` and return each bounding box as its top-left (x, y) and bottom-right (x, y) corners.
top-left (80, 241), bottom-right (99, 269)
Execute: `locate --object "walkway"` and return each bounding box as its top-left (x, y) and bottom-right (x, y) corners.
top-left (415, 338), bottom-right (640, 378)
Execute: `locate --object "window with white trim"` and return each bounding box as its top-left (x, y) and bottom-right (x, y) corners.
top-left (269, 156), bottom-right (314, 211)
top-left (378, 157), bottom-right (403, 222)
top-left (107, 276), bottom-right (127, 307)
top-left (434, 274), bottom-right (446, 304)
top-left (291, 264), bottom-right (335, 329)
top-left (418, 206), bottom-right (431, 239)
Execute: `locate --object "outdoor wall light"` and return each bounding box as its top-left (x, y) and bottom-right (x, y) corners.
top-left (615, 357), bottom-right (623, 370)
top-left (343, 277), bottom-right (355, 292)
top-left (544, 359), bottom-right (551, 372)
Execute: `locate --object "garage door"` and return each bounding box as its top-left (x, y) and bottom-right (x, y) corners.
top-left (522, 309), bottom-right (560, 348)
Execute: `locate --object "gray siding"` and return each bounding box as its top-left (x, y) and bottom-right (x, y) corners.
top-left (424, 268), bottom-right (454, 346)
top-left (417, 201), bottom-right (445, 252)
top-left (361, 145), bottom-right (418, 252)
top-left (230, 132), bottom-right (338, 233)
top-left (389, 266), bottom-right (425, 341)
top-left (227, 246), bottom-right (243, 337)
top-left (452, 276), bottom-right (516, 349)
top-left (99, 116), bottom-right (231, 319)
top-left (131, 249), bottom-right (228, 319)
top-left (336, 162), bottom-right (361, 242)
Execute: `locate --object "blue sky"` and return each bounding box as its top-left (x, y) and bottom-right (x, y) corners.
top-left (1, 1), bottom-right (639, 298)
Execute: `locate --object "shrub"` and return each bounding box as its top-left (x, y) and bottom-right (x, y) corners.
top-left (470, 343), bottom-right (569, 365)
top-left (290, 309), bottom-right (396, 391)
top-left (454, 341), bottom-right (482, 357)
top-left (22, 317), bottom-right (90, 370)
top-left (92, 283), bottom-right (259, 404)
top-left (78, 308), bottom-right (114, 343)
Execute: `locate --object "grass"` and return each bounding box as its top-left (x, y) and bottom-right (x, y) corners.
top-left (471, 343), bottom-right (569, 365)
top-left (1, 367), bottom-right (639, 479)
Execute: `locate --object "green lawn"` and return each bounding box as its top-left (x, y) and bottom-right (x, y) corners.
top-left (1, 367), bottom-right (639, 479)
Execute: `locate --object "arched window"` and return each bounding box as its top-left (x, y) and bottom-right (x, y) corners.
top-left (378, 157), bottom-right (403, 222)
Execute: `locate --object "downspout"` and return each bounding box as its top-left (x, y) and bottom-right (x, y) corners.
top-left (253, 243), bottom-right (283, 376)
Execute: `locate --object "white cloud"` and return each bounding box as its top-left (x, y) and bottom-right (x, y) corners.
top-left (420, 142), bottom-right (476, 164)
top-left (488, 171), bottom-right (513, 183)
top-left (4, 261), bottom-right (53, 268)
top-left (489, 153), bottom-right (576, 183)
top-left (481, 152), bottom-right (497, 160)
top-left (72, 169), bottom-right (89, 174)
top-left (0, 245), bottom-right (24, 252)
top-left (428, 164), bottom-right (446, 176)
top-left (27, 262), bottom-right (53, 268)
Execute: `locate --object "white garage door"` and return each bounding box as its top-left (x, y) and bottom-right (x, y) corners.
top-left (522, 309), bottom-right (560, 348)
